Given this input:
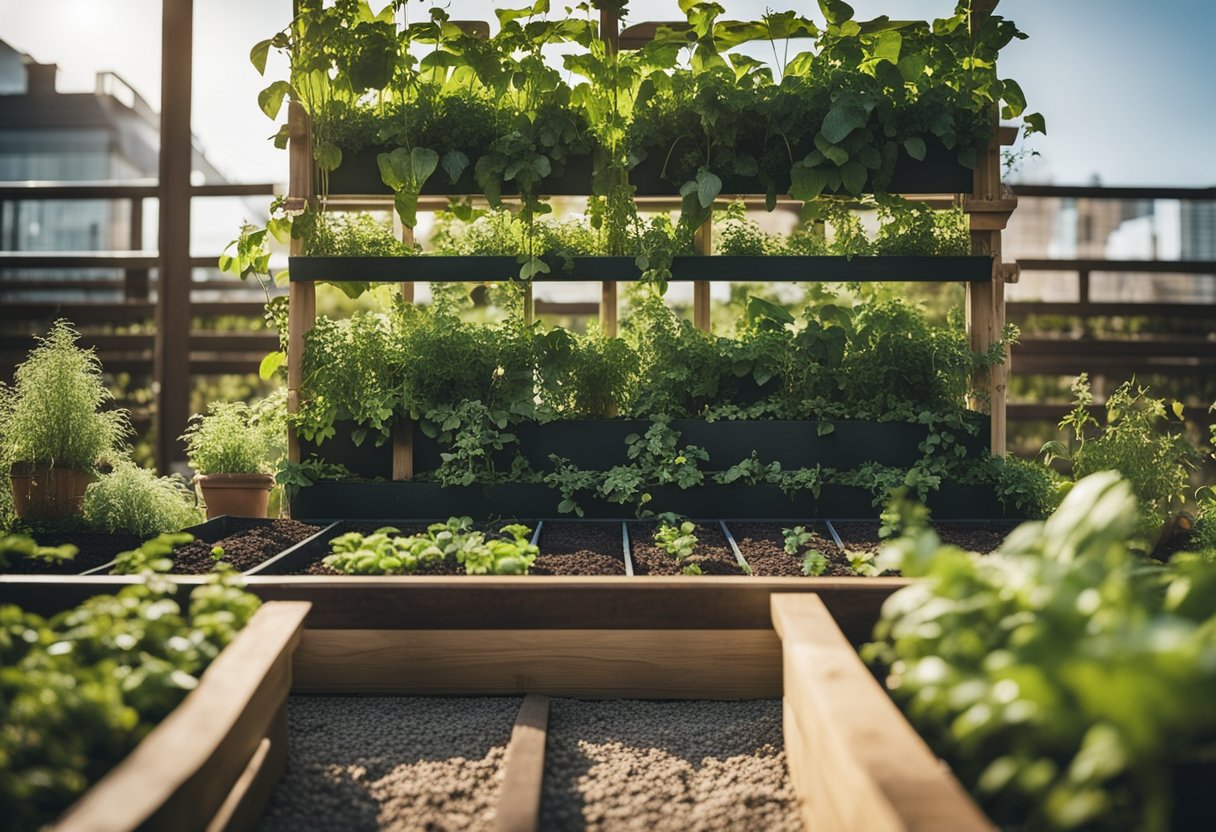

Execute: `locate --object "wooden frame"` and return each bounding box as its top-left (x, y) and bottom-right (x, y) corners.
top-left (51, 601), bottom-right (310, 832)
top-left (772, 593), bottom-right (995, 832)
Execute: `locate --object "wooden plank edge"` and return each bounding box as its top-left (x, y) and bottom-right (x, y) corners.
top-left (771, 594), bottom-right (995, 832)
top-left (53, 601), bottom-right (311, 832)
top-left (492, 694), bottom-right (551, 832)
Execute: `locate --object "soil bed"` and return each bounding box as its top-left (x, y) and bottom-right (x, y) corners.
top-left (830, 521), bottom-right (884, 560)
top-left (2, 529), bottom-right (143, 575)
top-left (627, 522), bottom-right (742, 576)
top-left (532, 522), bottom-right (626, 576)
top-left (727, 521), bottom-right (849, 577)
top-left (540, 698), bottom-right (801, 832)
top-left (261, 695), bottom-right (517, 832)
top-left (166, 519), bottom-right (322, 574)
top-left (932, 522), bottom-right (1014, 555)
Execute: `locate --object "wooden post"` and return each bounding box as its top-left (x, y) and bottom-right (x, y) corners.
top-left (599, 7), bottom-right (619, 337)
top-left (286, 101), bottom-right (315, 473)
top-left (126, 197), bottom-right (149, 300)
top-left (693, 217), bottom-right (712, 332)
top-left (966, 1), bottom-right (1007, 456)
top-left (154, 0), bottom-right (193, 473)
top-left (391, 221), bottom-right (416, 480)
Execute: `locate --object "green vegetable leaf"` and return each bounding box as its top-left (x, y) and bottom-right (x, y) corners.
top-left (903, 137), bottom-right (927, 161)
top-left (257, 80), bottom-right (292, 120)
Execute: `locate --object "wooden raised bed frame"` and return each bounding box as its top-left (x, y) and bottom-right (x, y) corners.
top-left (49, 601), bottom-right (310, 832)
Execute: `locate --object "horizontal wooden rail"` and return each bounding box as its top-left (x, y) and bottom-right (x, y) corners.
top-left (1008, 301), bottom-right (1215, 319)
top-left (1008, 402), bottom-right (1216, 424)
top-left (0, 252), bottom-right (259, 270)
top-left (1017, 258), bottom-right (1216, 274)
top-left (0, 332), bottom-right (278, 352)
top-left (1013, 184), bottom-right (1216, 200)
top-left (0, 180), bottom-right (277, 199)
top-left (0, 302), bottom-right (271, 324)
top-left (1014, 336), bottom-right (1216, 358)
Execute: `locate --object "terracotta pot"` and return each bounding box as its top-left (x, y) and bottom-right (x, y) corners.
top-left (196, 473), bottom-right (275, 519)
top-left (11, 463), bottom-right (94, 520)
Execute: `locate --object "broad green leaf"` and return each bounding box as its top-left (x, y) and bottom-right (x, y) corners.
top-left (897, 54), bottom-right (925, 82)
top-left (696, 169), bottom-right (722, 209)
top-left (790, 163), bottom-right (831, 200)
top-left (872, 30), bottom-right (902, 64)
top-left (817, 0), bottom-right (854, 26)
top-left (257, 80), bottom-right (292, 120)
top-left (394, 191), bottom-right (419, 229)
top-left (314, 142), bottom-right (342, 172)
top-left (821, 103), bottom-right (868, 144)
top-left (410, 147), bottom-right (440, 186)
top-left (1023, 112), bottom-right (1047, 136)
top-left (441, 150), bottom-right (469, 184)
top-left (817, 422), bottom-right (835, 436)
top-left (840, 160), bottom-right (867, 194)
top-left (903, 137), bottom-right (927, 161)
top-left (815, 134), bottom-right (850, 166)
top-left (258, 351), bottom-right (287, 380)
top-left (1000, 78), bottom-right (1027, 119)
top-left (249, 39), bottom-right (272, 75)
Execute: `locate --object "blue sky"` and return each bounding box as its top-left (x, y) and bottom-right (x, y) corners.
top-left (1, 0), bottom-right (1213, 187)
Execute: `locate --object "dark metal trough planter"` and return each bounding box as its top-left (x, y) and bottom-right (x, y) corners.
top-left (289, 253), bottom-right (994, 284)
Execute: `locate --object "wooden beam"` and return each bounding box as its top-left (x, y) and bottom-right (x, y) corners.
top-left (286, 100), bottom-right (314, 479)
top-left (772, 594), bottom-right (996, 832)
top-left (694, 217), bottom-right (712, 332)
top-left (154, 0), bottom-right (194, 472)
top-left (492, 695), bottom-right (550, 832)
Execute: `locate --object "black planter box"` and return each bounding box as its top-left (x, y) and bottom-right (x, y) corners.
top-left (299, 417), bottom-right (991, 480)
top-left (290, 480), bottom-right (1012, 522)
top-left (288, 254), bottom-right (993, 285)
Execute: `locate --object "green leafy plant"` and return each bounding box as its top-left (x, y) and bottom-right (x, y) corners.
top-left (323, 517), bottom-right (537, 576)
top-left (0, 564), bottom-right (259, 829)
top-left (181, 401), bottom-right (280, 476)
top-left (654, 515), bottom-right (701, 576)
top-left (0, 320), bottom-right (129, 472)
top-left (110, 532), bottom-right (195, 575)
top-left (0, 533), bottom-right (77, 568)
top-left (867, 472), bottom-right (1216, 831)
top-left (783, 525), bottom-right (828, 576)
top-left (1041, 375), bottom-right (1195, 540)
top-left (81, 461), bottom-right (202, 538)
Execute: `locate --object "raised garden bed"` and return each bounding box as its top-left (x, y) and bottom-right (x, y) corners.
top-left (49, 601), bottom-right (310, 832)
top-left (163, 517), bottom-right (327, 575)
top-left (289, 253), bottom-right (994, 284)
top-left (729, 521), bottom-right (851, 577)
top-left (0, 528), bottom-right (144, 575)
top-left (532, 521), bottom-right (628, 576)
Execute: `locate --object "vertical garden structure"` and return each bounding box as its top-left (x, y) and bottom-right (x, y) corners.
top-left (275, 1), bottom-right (1025, 521)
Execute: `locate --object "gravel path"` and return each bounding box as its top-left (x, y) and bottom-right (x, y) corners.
top-left (540, 699), bottom-right (802, 832)
top-left (260, 696), bottom-right (519, 832)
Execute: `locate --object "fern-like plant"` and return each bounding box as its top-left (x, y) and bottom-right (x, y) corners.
top-left (82, 461), bottom-right (203, 536)
top-left (181, 401), bottom-right (278, 475)
top-left (0, 320), bottom-right (129, 472)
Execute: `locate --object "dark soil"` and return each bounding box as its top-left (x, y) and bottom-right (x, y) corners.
top-left (727, 521), bottom-right (852, 577)
top-left (168, 519), bottom-right (323, 574)
top-left (830, 521), bottom-right (884, 559)
top-left (933, 522), bottom-right (1015, 555)
top-left (2, 531), bottom-right (144, 575)
top-left (531, 522), bottom-right (626, 576)
top-left (627, 521), bottom-right (743, 576)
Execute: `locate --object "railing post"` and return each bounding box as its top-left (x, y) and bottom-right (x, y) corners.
top-left (154, 0), bottom-right (194, 473)
top-left (126, 196), bottom-right (149, 300)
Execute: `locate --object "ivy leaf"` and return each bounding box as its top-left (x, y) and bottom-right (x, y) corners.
top-left (257, 80), bottom-right (292, 120)
top-left (258, 351), bottom-right (287, 380)
top-left (821, 102), bottom-right (868, 143)
top-left (441, 150), bottom-right (469, 184)
top-left (249, 39), bottom-right (272, 75)
top-left (903, 137), bottom-right (927, 161)
top-left (696, 168), bottom-right (722, 208)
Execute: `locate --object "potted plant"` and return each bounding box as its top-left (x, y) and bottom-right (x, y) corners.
top-left (181, 400), bottom-right (281, 519)
top-left (0, 320), bottom-right (129, 519)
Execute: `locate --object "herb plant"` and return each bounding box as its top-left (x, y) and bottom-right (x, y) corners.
top-left (867, 473), bottom-right (1216, 831)
top-left (653, 515), bottom-right (701, 576)
top-left (783, 525), bottom-right (829, 577)
top-left (323, 517), bottom-right (538, 576)
top-left (81, 461), bottom-right (202, 538)
top-left (181, 401), bottom-right (280, 475)
top-left (0, 533), bottom-right (76, 568)
top-left (0, 320), bottom-right (129, 472)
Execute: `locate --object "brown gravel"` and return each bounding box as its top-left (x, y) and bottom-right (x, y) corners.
top-left (540, 698), bottom-right (802, 832)
top-left (627, 522), bottom-right (743, 576)
top-left (531, 522), bottom-right (626, 576)
top-left (260, 696), bottom-right (518, 832)
top-left (167, 519), bottom-right (322, 574)
top-left (932, 522), bottom-right (1015, 555)
top-left (728, 522), bottom-right (851, 577)
top-left (1, 531), bottom-right (144, 574)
